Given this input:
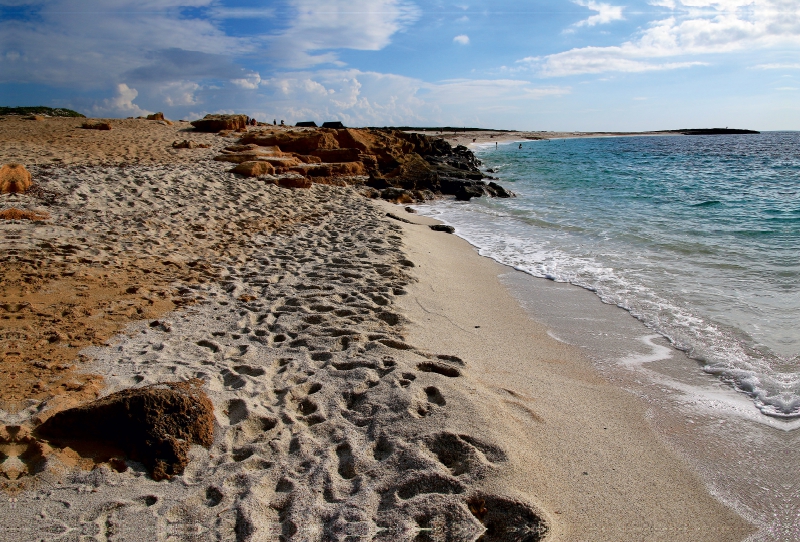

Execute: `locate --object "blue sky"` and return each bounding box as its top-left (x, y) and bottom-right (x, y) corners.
top-left (1, 0), bottom-right (799, 130)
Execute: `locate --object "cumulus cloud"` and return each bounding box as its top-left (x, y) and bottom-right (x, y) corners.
top-left (92, 83), bottom-right (151, 116)
top-left (524, 0), bottom-right (800, 76)
top-left (453, 35), bottom-right (470, 45)
top-left (258, 70), bottom-right (570, 127)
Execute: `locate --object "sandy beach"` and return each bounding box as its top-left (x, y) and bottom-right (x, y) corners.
top-left (0, 115), bottom-right (754, 540)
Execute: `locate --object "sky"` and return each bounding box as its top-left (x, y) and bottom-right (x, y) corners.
top-left (1, 0), bottom-right (799, 131)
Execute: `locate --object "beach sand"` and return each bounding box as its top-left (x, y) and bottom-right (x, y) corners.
top-left (404, 129), bottom-right (680, 150)
top-left (0, 115), bottom-right (752, 540)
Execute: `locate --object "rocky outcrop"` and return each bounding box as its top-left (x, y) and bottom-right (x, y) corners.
top-left (191, 114), bottom-right (248, 133)
top-left (36, 380), bottom-right (214, 481)
top-left (0, 163), bottom-right (32, 194)
top-left (227, 127), bottom-right (514, 201)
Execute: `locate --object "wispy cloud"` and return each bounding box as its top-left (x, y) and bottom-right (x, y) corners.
top-left (523, 0), bottom-right (800, 76)
top-left (453, 34), bottom-right (470, 45)
top-left (754, 63), bottom-right (800, 69)
top-left (572, 1), bottom-right (625, 29)
top-left (265, 0), bottom-right (421, 68)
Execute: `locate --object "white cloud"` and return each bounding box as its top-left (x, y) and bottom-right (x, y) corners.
top-left (92, 83), bottom-right (151, 116)
top-left (257, 70), bottom-right (570, 127)
top-left (160, 81), bottom-right (201, 106)
top-left (265, 0), bottom-right (421, 67)
top-left (453, 34), bottom-right (470, 45)
top-left (231, 73), bottom-right (262, 89)
top-left (573, 1), bottom-right (625, 28)
top-left (755, 63), bottom-right (800, 69)
top-left (525, 0), bottom-right (800, 76)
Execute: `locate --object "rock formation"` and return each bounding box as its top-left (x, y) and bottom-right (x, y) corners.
top-left (225, 127), bottom-right (515, 201)
top-left (0, 163), bottom-right (32, 194)
top-left (36, 380), bottom-right (214, 481)
top-left (190, 114), bottom-right (248, 133)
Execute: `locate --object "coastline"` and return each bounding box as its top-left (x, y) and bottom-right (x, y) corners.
top-left (0, 115), bottom-right (757, 539)
top-left (378, 202), bottom-right (755, 541)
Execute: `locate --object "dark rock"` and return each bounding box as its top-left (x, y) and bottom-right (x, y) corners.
top-left (386, 212), bottom-right (414, 224)
top-left (36, 380), bottom-right (214, 481)
top-left (295, 121), bottom-right (318, 127)
top-left (430, 224), bottom-right (455, 234)
top-left (487, 182), bottom-right (514, 198)
top-left (191, 114), bottom-right (248, 133)
top-left (454, 183), bottom-right (486, 201)
top-left (322, 121), bottom-right (345, 128)
top-left (81, 122), bottom-right (112, 130)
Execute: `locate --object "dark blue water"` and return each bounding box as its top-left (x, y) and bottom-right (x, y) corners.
top-left (420, 133), bottom-right (800, 418)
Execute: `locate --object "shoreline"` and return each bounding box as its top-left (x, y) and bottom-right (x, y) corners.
top-left (0, 116), bottom-right (760, 539)
top-left (378, 202), bottom-right (755, 541)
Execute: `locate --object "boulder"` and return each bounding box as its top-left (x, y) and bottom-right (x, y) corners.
top-left (81, 122), bottom-right (112, 130)
top-left (430, 224), bottom-right (455, 234)
top-left (146, 112), bottom-right (164, 121)
top-left (0, 163), bottom-right (32, 194)
top-left (487, 181), bottom-right (514, 198)
top-left (454, 183), bottom-right (486, 201)
top-left (36, 380), bottom-right (214, 481)
top-left (191, 114), bottom-right (248, 133)
top-left (231, 161), bottom-right (276, 177)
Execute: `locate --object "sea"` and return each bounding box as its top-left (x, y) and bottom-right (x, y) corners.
top-left (412, 133), bottom-right (800, 538)
top-left (417, 132), bottom-right (800, 419)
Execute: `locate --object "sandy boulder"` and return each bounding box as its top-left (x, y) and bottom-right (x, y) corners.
top-left (36, 380), bottom-right (214, 481)
top-left (0, 163), bottom-right (32, 194)
top-left (191, 114), bottom-right (248, 133)
top-left (81, 121), bottom-right (112, 130)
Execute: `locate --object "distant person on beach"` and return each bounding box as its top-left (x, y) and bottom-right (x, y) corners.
top-left (519, 143), bottom-right (522, 149)
top-left (280, 120), bottom-right (284, 126)
top-left (273, 119), bottom-right (277, 125)
top-left (496, 142), bottom-right (498, 148)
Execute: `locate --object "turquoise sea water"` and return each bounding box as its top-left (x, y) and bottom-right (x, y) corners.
top-left (420, 133), bottom-right (800, 419)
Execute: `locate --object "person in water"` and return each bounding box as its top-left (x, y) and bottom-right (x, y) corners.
top-left (519, 143), bottom-right (522, 149)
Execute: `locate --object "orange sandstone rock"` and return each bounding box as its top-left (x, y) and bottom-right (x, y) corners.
top-left (231, 161), bottom-right (276, 177)
top-left (0, 208), bottom-right (49, 220)
top-left (0, 163), bottom-right (33, 194)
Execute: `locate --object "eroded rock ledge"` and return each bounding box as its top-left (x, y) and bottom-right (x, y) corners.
top-left (211, 124), bottom-right (513, 202)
